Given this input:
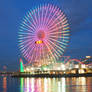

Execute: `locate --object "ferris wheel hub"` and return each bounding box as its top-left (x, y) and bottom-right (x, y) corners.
top-left (37, 30), bottom-right (45, 40)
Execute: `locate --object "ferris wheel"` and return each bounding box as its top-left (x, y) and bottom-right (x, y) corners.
top-left (18, 4), bottom-right (70, 65)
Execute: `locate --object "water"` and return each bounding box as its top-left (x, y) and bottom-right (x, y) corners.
top-left (0, 77), bottom-right (92, 92)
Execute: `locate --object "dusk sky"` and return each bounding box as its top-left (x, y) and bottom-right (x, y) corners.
top-left (0, 0), bottom-right (92, 71)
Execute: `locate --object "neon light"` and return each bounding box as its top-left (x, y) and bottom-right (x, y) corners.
top-left (20, 59), bottom-right (24, 72)
top-left (19, 4), bottom-right (70, 64)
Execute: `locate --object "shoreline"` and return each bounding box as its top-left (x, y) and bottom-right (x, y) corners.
top-left (12, 73), bottom-right (92, 78)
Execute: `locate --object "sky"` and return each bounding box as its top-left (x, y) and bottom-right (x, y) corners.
top-left (0, 0), bottom-right (92, 71)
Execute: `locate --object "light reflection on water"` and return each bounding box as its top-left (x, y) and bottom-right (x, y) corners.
top-left (1, 77), bottom-right (92, 92)
top-left (3, 77), bottom-right (7, 92)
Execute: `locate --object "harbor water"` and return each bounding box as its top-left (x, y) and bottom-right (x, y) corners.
top-left (0, 77), bottom-right (92, 92)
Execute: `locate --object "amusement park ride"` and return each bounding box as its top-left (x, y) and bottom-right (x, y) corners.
top-left (17, 4), bottom-right (92, 76)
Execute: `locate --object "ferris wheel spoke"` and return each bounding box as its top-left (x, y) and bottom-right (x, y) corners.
top-left (21, 21), bottom-right (35, 32)
top-left (37, 45), bottom-right (40, 63)
top-left (48, 21), bottom-right (68, 32)
top-left (33, 46), bottom-right (38, 62)
top-left (30, 49), bottom-right (36, 63)
top-left (42, 45), bottom-right (46, 64)
top-left (45, 5), bottom-right (55, 26)
top-left (42, 45), bottom-right (44, 64)
top-left (32, 9), bottom-right (39, 26)
top-left (49, 35), bottom-right (69, 39)
top-left (19, 35), bottom-right (35, 40)
top-left (19, 42), bottom-right (28, 49)
top-left (20, 40), bottom-right (35, 51)
top-left (20, 25), bottom-right (35, 34)
top-left (63, 39), bottom-right (69, 43)
top-left (49, 34), bottom-right (69, 40)
top-left (46, 39), bottom-right (61, 59)
top-left (41, 45), bottom-right (44, 64)
top-left (39, 45), bottom-right (42, 63)
top-left (46, 7), bottom-right (58, 26)
top-left (27, 10), bottom-right (38, 28)
top-left (24, 15), bottom-right (36, 30)
top-left (19, 41), bottom-right (32, 49)
top-left (43, 4), bottom-right (49, 26)
top-left (63, 26), bottom-right (69, 30)
top-left (48, 30), bottom-right (70, 36)
top-left (18, 38), bottom-right (34, 44)
top-left (47, 13), bottom-right (65, 27)
top-left (37, 6), bottom-right (40, 26)
top-left (37, 46), bottom-right (41, 62)
top-left (48, 31), bottom-right (69, 36)
top-left (62, 20), bottom-right (68, 25)
top-left (48, 37), bottom-right (68, 48)
top-left (18, 31), bottom-right (35, 36)
top-left (18, 35), bottom-right (35, 39)
top-left (41, 6), bottom-right (44, 26)
top-left (20, 39), bottom-right (35, 52)
top-left (20, 40), bottom-right (28, 48)
top-left (18, 34), bottom-right (35, 39)
top-left (28, 46), bottom-right (36, 63)
top-left (39, 5), bottom-right (43, 26)
top-left (48, 26), bottom-right (68, 34)
top-left (38, 44), bottom-right (42, 64)
top-left (49, 26), bottom-right (63, 33)
top-left (40, 45), bottom-right (44, 64)
top-left (44, 40), bottom-right (56, 62)
top-left (63, 34), bottom-right (70, 36)
top-left (50, 37), bottom-right (69, 45)
top-left (46, 40), bottom-right (60, 58)
top-left (20, 26), bottom-right (32, 32)
top-left (22, 18), bottom-right (34, 28)
top-left (43, 43), bottom-right (53, 63)
top-left (38, 6), bottom-right (42, 26)
top-left (47, 14), bottom-right (65, 28)
top-left (47, 39), bottom-right (64, 53)
top-left (46, 8), bottom-right (61, 26)
top-left (28, 43), bottom-right (40, 63)
top-left (34, 45), bottom-right (39, 63)
top-left (63, 23), bottom-right (69, 27)
top-left (47, 40), bottom-right (63, 57)
top-left (40, 44), bottom-right (43, 64)
top-left (22, 44), bottom-right (35, 62)
top-left (49, 34), bottom-right (69, 38)
top-left (21, 42), bottom-right (35, 57)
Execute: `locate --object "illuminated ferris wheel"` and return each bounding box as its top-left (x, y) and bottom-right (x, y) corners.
top-left (18, 4), bottom-right (70, 64)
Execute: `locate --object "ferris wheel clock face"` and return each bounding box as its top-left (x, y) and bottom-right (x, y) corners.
top-left (18, 4), bottom-right (70, 64)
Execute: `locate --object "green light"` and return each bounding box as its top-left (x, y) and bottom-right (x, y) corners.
top-left (20, 78), bottom-right (24, 92)
top-left (20, 59), bottom-right (24, 72)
